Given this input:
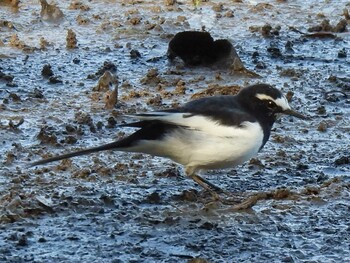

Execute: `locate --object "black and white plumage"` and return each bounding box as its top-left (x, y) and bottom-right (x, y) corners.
top-left (30, 84), bottom-right (306, 199)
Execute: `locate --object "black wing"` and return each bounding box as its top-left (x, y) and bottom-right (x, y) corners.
top-left (177, 95), bottom-right (257, 126)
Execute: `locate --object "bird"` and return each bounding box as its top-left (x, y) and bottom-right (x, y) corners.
top-left (30, 84), bottom-right (307, 202)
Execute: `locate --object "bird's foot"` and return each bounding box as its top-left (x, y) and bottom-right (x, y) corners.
top-left (188, 174), bottom-right (243, 205)
top-left (203, 190), bottom-right (242, 206)
top-left (216, 192), bottom-right (269, 211)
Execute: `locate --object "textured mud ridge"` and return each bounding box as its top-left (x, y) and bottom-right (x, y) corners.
top-left (1, 0), bottom-right (350, 262)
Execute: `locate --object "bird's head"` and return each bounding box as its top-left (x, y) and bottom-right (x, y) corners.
top-left (238, 84), bottom-right (307, 123)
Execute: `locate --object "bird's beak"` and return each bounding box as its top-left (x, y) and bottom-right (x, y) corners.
top-left (283, 108), bottom-right (308, 120)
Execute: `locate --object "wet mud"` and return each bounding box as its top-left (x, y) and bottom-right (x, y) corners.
top-left (1, 0), bottom-right (350, 262)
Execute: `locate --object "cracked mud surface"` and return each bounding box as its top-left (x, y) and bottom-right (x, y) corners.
top-left (1, 0), bottom-right (349, 262)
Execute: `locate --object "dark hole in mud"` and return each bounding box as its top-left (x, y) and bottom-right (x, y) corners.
top-left (167, 31), bottom-right (236, 67)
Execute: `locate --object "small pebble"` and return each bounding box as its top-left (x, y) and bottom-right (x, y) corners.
top-left (317, 121), bottom-right (327, 132)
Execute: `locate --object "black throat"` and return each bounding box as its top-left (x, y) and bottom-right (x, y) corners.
top-left (256, 114), bottom-right (275, 150)
top-left (238, 99), bottom-right (276, 150)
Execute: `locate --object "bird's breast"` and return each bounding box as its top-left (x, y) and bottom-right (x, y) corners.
top-left (159, 121), bottom-right (264, 170)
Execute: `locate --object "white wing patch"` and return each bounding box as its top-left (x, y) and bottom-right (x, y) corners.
top-left (123, 112), bottom-right (264, 171)
top-left (255, 93), bottom-right (291, 111)
top-left (126, 114), bottom-right (264, 170)
top-left (129, 112), bottom-right (257, 137)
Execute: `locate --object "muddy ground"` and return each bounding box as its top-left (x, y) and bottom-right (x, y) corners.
top-left (1, 0), bottom-right (350, 262)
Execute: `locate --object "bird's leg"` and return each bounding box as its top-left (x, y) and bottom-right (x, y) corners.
top-left (191, 174), bottom-right (228, 194)
top-left (188, 173), bottom-right (222, 202)
top-left (186, 167), bottom-right (237, 204)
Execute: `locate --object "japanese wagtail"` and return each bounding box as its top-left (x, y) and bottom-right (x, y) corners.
top-left (30, 84), bottom-right (307, 202)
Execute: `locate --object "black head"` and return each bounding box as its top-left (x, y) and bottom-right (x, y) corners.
top-left (237, 84), bottom-right (306, 126)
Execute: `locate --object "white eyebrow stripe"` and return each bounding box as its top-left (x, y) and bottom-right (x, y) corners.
top-left (255, 93), bottom-right (274, 101)
top-left (255, 93), bottom-right (291, 111)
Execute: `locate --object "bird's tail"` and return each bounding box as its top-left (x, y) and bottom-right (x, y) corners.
top-left (29, 140), bottom-right (122, 167)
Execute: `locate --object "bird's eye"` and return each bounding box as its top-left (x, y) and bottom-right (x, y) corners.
top-left (266, 100), bottom-right (277, 110)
